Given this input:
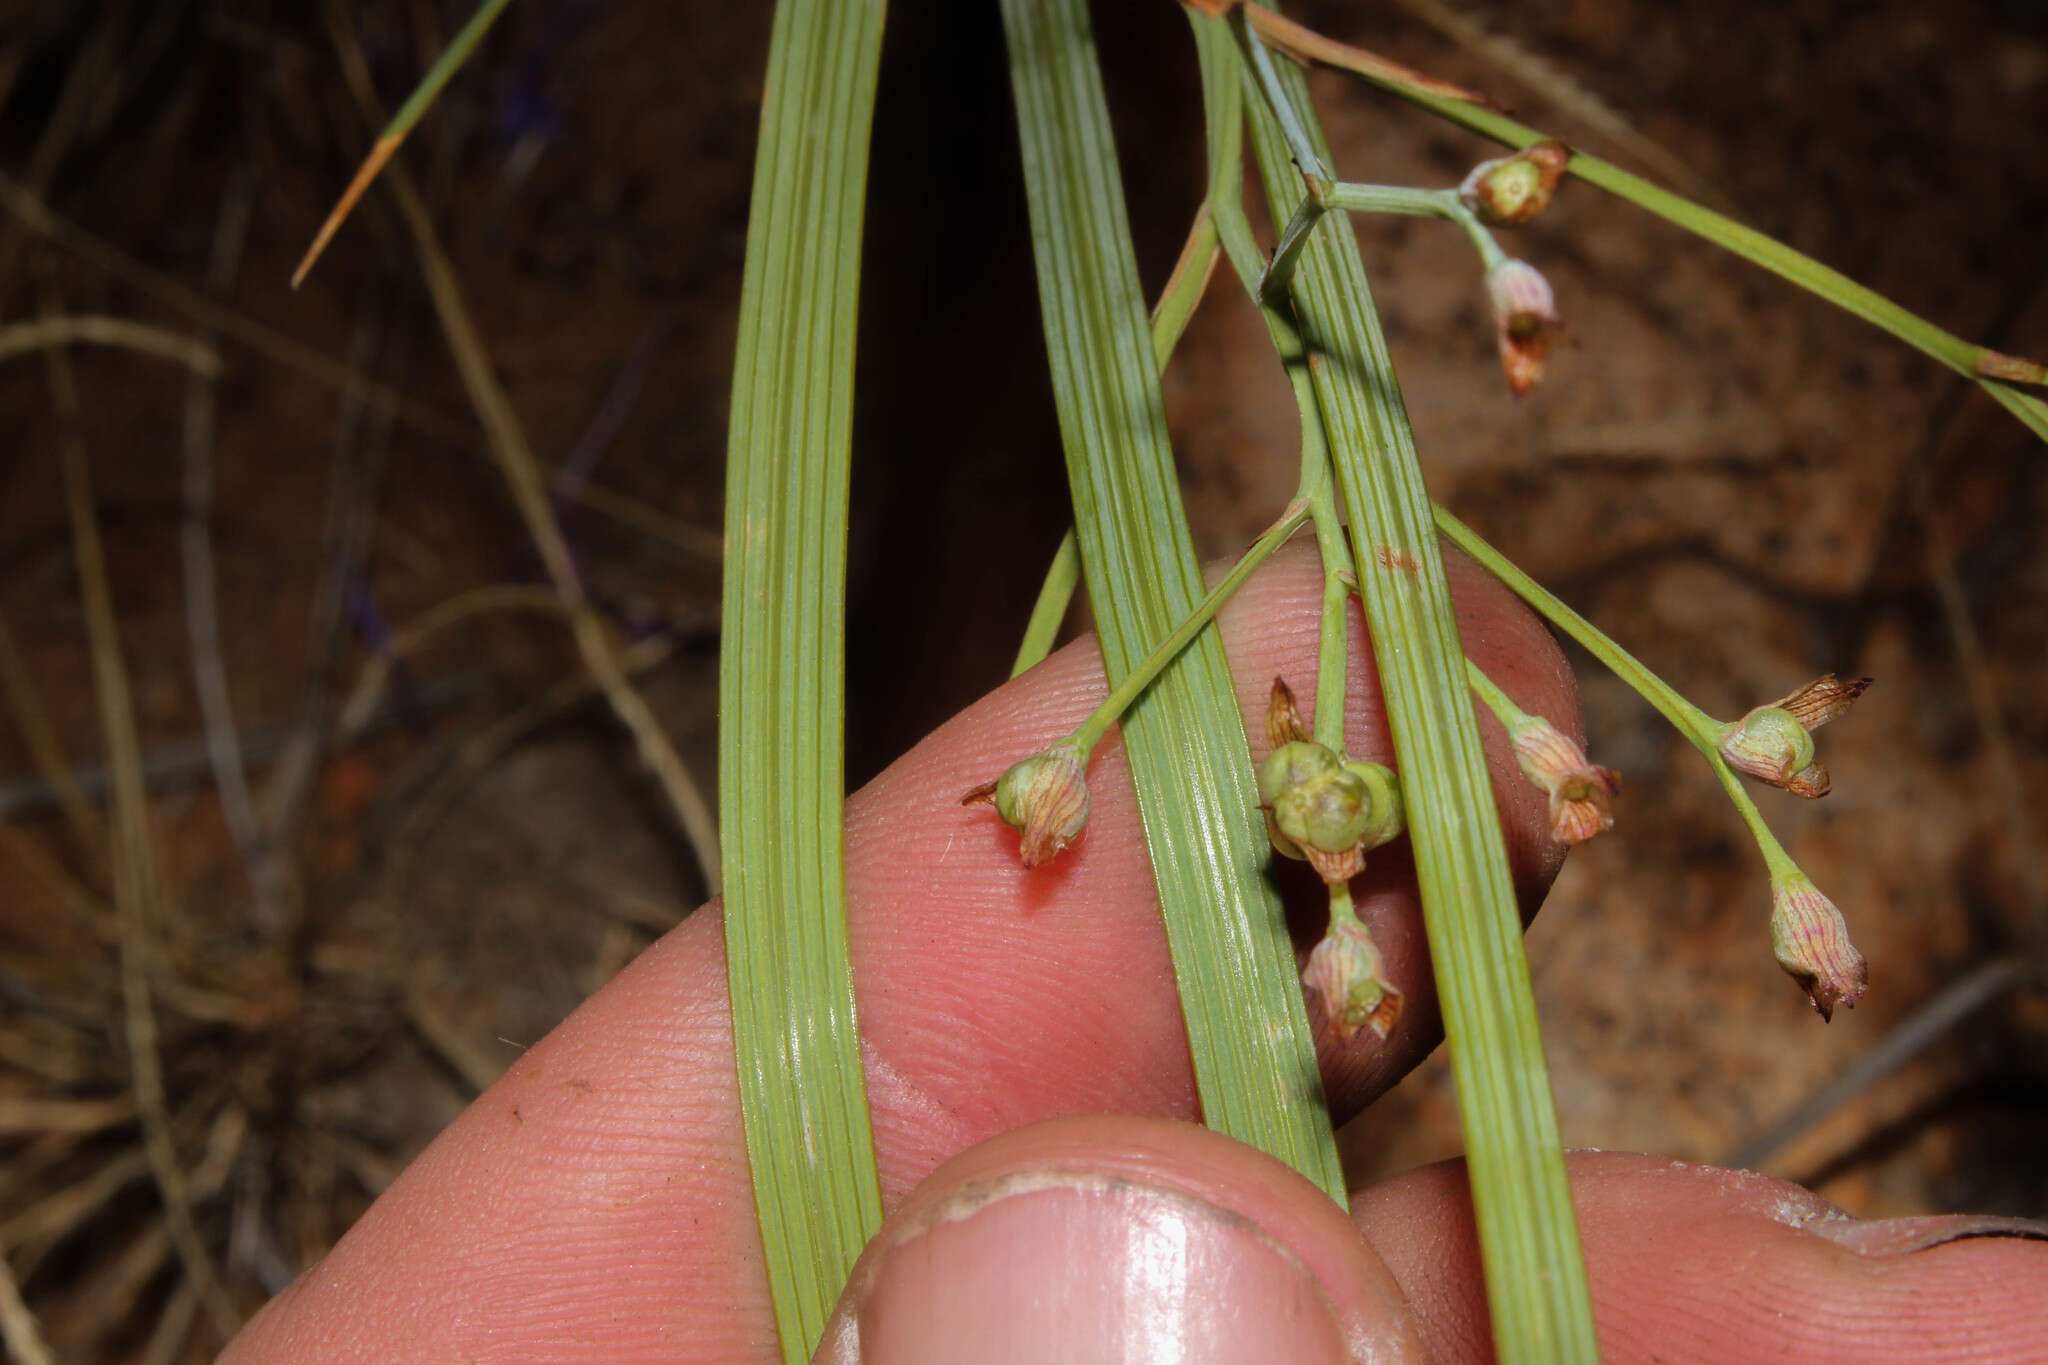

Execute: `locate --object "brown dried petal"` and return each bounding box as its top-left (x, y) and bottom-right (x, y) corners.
top-left (1304, 843), bottom-right (1366, 886)
top-left (1771, 674), bottom-right (1872, 732)
top-left (1782, 762), bottom-right (1832, 800)
top-left (1266, 676), bottom-right (1311, 749)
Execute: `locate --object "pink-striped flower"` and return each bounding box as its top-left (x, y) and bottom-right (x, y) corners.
top-left (1769, 872), bottom-right (1869, 1021)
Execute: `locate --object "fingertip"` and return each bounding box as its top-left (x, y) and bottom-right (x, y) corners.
top-left (1354, 1152), bottom-right (2048, 1364)
top-left (819, 1116), bottom-right (1424, 1364)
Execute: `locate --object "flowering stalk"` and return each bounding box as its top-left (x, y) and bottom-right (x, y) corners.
top-left (967, 498), bottom-right (1311, 864)
top-left (1214, 0), bottom-right (2048, 444)
top-left (1266, 179), bottom-right (1563, 396)
top-left (1437, 506), bottom-right (1869, 1017)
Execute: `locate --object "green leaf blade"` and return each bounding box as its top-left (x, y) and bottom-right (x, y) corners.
top-left (721, 1), bottom-right (888, 1359)
top-left (1001, 0), bottom-right (1344, 1202)
top-left (1230, 9), bottom-right (1599, 1358)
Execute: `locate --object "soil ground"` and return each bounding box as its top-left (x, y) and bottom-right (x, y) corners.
top-left (0, 2), bottom-right (2043, 1358)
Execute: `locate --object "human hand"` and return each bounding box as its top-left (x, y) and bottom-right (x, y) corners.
top-left (221, 541), bottom-right (2047, 1362)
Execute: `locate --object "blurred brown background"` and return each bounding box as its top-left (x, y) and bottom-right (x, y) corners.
top-left (0, 1), bottom-right (2043, 1358)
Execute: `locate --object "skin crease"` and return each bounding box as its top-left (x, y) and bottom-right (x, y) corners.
top-left (221, 539), bottom-right (2048, 1363)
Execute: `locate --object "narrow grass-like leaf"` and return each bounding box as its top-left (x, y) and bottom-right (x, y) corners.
top-left (293, 0), bottom-right (517, 286)
top-left (1002, 0), bottom-right (1344, 1201)
top-left (721, 2), bottom-right (887, 1359)
top-left (1228, 8), bottom-right (1598, 1357)
top-left (1011, 529), bottom-right (1080, 677)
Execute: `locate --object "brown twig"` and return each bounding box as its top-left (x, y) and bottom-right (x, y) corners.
top-left (44, 295), bottom-right (242, 1340)
top-left (137, 1280), bottom-right (199, 1365)
top-left (0, 815), bottom-right (113, 948)
top-left (0, 1015), bottom-right (107, 1088)
top-left (402, 985), bottom-right (506, 1094)
top-left (337, 584), bottom-right (563, 736)
top-left (321, 0), bottom-right (721, 892)
top-left (180, 170), bottom-right (294, 937)
top-left (0, 314), bottom-right (221, 373)
top-left (0, 169), bottom-right (723, 563)
top-left (0, 166), bottom-right (470, 444)
top-left (0, 613), bottom-right (105, 858)
top-left (367, 634), bottom-right (679, 938)
top-left (0, 1095), bottom-right (136, 1137)
top-left (0, 1149), bottom-right (149, 1266)
top-left (0, 10), bottom-right (121, 300)
top-left (254, 303), bottom-right (394, 940)
top-left (0, 1249), bottom-right (54, 1365)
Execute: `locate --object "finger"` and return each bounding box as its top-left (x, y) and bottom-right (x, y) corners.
top-left (223, 536), bottom-right (1579, 1361)
top-left (1354, 1151), bottom-right (2048, 1363)
top-left (815, 1115), bottom-right (1425, 1364)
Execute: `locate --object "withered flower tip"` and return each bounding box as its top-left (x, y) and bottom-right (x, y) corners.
top-left (1719, 675), bottom-right (1871, 798)
top-left (963, 740), bottom-right (1090, 868)
top-left (1485, 259), bottom-right (1560, 398)
top-left (1459, 140), bottom-right (1570, 225)
top-left (1509, 714), bottom-right (1619, 845)
top-left (1770, 873), bottom-right (1869, 1021)
top-left (1304, 918), bottom-right (1402, 1042)
top-left (1267, 676), bottom-right (1312, 751)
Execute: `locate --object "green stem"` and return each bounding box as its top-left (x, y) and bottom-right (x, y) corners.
top-left (1324, 182), bottom-right (1507, 269)
top-left (1433, 505), bottom-right (1719, 744)
top-left (1707, 751), bottom-right (1801, 880)
top-left (1309, 490), bottom-right (1352, 752)
top-left (1436, 507), bottom-right (1800, 882)
top-left (1070, 499), bottom-right (1310, 753)
top-left (1012, 530), bottom-right (1080, 679)
top-left (1231, 8), bottom-right (1329, 181)
top-left (1150, 206), bottom-right (1222, 366)
top-left (1463, 656), bottom-right (1531, 728)
top-left (1231, 7), bottom-right (1599, 1354)
top-left (1260, 196), bottom-right (1328, 303)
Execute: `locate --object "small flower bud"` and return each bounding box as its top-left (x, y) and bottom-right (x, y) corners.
top-left (962, 740), bottom-right (1090, 868)
top-left (1459, 139), bottom-right (1570, 225)
top-left (1272, 764), bottom-right (1374, 858)
top-left (1304, 917), bottom-right (1402, 1041)
top-left (1508, 714), bottom-right (1619, 844)
top-left (1769, 872), bottom-right (1869, 1021)
top-left (1485, 259), bottom-right (1560, 398)
top-left (1257, 738), bottom-right (1342, 864)
top-left (1258, 742), bottom-right (1405, 883)
top-left (1719, 675), bottom-right (1870, 798)
top-left (1720, 706), bottom-right (1814, 786)
top-left (1342, 759), bottom-right (1405, 853)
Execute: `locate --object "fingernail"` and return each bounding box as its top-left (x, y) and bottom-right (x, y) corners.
top-left (1805, 1213), bottom-right (2048, 1256)
top-left (823, 1171), bottom-right (1352, 1364)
